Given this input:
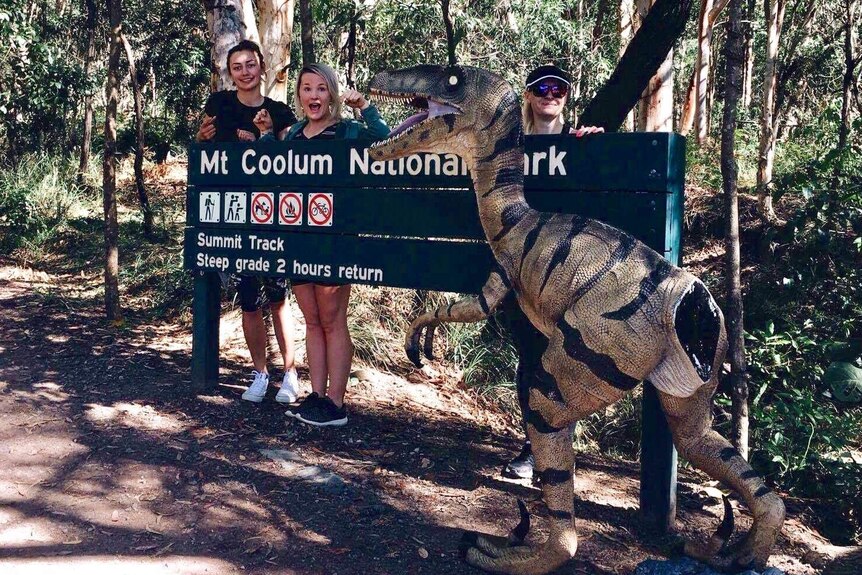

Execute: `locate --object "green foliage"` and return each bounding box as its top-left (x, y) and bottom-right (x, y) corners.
top-left (0, 153), bottom-right (92, 254)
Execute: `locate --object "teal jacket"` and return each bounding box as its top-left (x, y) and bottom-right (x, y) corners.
top-left (282, 105), bottom-right (389, 141)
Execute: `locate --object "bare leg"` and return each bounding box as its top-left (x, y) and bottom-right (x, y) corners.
top-left (271, 300), bottom-right (295, 370)
top-left (314, 284), bottom-right (353, 407)
top-left (661, 385), bottom-right (785, 570)
top-left (242, 309), bottom-right (268, 373)
top-left (293, 284), bottom-right (327, 396)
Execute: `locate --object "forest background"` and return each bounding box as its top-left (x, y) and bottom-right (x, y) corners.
top-left (0, 0), bottom-right (860, 547)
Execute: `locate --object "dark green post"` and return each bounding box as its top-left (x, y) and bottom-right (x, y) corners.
top-left (639, 134), bottom-right (685, 530)
top-left (191, 271), bottom-right (220, 390)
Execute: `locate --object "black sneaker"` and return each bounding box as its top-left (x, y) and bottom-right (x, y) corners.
top-left (502, 442), bottom-right (534, 479)
top-left (286, 391), bottom-right (321, 419)
top-left (296, 395), bottom-right (348, 427)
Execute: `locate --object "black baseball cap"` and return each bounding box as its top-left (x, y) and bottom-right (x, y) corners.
top-left (525, 65), bottom-right (571, 88)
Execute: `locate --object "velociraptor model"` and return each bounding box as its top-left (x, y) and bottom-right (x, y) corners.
top-left (367, 65), bottom-right (785, 575)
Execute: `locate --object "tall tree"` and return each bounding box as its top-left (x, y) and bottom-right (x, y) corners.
top-left (79, 0), bottom-right (97, 179)
top-left (756, 0), bottom-right (787, 220)
top-left (580, 0), bottom-right (695, 130)
top-left (721, 0), bottom-right (749, 458)
top-left (741, 0), bottom-right (756, 108)
top-left (299, 0), bottom-right (316, 65)
top-left (619, 0), bottom-right (636, 131)
top-left (258, 0), bottom-right (295, 103)
top-left (635, 0), bottom-right (674, 132)
top-left (839, 0), bottom-right (861, 151)
top-left (680, 0), bottom-right (730, 141)
top-left (103, 0), bottom-right (123, 321)
top-left (121, 33), bottom-right (154, 239)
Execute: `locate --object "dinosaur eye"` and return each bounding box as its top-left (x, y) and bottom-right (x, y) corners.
top-left (448, 75), bottom-right (458, 86)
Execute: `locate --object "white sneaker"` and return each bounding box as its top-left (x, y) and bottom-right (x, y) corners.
top-left (275, 368), bottom-right (299, 404)
top-left (241, 370), bottom-right (269, 403)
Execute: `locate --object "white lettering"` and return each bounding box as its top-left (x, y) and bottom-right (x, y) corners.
top-left (242, 149), bottom-right (256, 174)
top-left (201, 150), bottom-right (227, 174)
top-left (548, 146), bottom-right (567, 176)
top-left (531, 151), bottom-right (547, 175)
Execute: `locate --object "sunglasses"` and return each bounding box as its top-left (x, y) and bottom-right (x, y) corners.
top-left (529, 83), bottom-right (568, 99)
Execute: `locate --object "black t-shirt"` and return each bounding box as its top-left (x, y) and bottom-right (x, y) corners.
top-left (203, 90), bottom-right (297, 142)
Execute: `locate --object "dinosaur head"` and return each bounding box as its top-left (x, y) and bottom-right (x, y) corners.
top-left (368, 65), bottom-right (522, 167)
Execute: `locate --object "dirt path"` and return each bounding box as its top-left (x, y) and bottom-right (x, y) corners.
top-left (0, 258), bottom-right (839, 574)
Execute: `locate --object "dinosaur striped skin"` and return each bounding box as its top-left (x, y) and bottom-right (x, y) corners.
top-left (368, 65), bottom-right (784, 575)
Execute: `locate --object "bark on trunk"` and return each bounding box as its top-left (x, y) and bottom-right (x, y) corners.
top-left (721, 0), bottom-right (749, 459)
top-left (203, 0), bottom-right (256, 91)
top-left (79, 0), bottom-right (97, 179)
top-left (580, 0), bottom-right (695, 131)
top-left (258, 0), bottom-right (295, 103)
top-left (120, 33), bottom-right (154, 239)
top-left (299, 0), bottom-right (316, 66)
top-left (681, 0), bottom-right (730, 141)
top-left (839, 0), bottom-right (859, 151)
top-left (635, 0), bottom-right (674, 132)
top-left (619, 0), bottom-right (636, 131)
top-left (755, 0), bottom-right (786, 220)
top-left (103, 0), bottom-right (123, 321)
top-left (741, 0), bottom-right (756, 108)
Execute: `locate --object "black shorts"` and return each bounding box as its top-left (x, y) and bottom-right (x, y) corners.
top-left (236, 275), bottom-right (288, 312)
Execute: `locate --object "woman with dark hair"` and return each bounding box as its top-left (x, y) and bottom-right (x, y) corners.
top-left (503, 64), bottom-right (603, 480)
top-left (196, 40), bottom-right (300, 405)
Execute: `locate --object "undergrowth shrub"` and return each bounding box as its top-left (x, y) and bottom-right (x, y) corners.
top-left (0, 153), bottom-right (92, 255)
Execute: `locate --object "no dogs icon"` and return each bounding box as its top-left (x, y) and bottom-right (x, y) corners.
top-left (279, 192), bottom-right (303, 226)
top-left (251, 192), bottom-right (274, 224)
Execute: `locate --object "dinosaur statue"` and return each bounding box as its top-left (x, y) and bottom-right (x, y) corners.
top-left (367, 65), bottom-right (785, 575)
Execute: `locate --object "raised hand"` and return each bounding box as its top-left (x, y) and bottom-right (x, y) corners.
top-left (196, 114), bottom-right (216, 142)
top-left (236, 129), bottom-right (256, 142)
top-left (253, 109), bottom-right (273, 134)
top-left (342, 89), bottom-right (370, 111)
top-left (571, 125), bottom-right (605, 137)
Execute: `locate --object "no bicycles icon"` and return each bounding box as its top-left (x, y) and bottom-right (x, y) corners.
top-left (308, 193), bottom-right (333, 226)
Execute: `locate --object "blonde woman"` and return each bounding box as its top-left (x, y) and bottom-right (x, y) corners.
top-left (280, 64), bottom-right (388, 427)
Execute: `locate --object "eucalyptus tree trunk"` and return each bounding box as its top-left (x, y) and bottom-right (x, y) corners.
top-left (79, 0), bottom-right (97, 179)
top-left (634, 0), bottom-right (674, 132)
top-left (680, 0), bottom-right (730, 140)
top-left (258, 0), bottom-right (295, 103)
top-left (741, 0), bottom-right (756, 108)
top-left (580, 0), bottom-right (695, 130)
top-left (121, 33), bottom-right (154, 239)
top-left (756, 0), bottom-right (786, 221)
top-left (721, 0), bottom-right (749, 459)
top-left (299, 0), bottom-right (316, 65)
top-left (839, 0), bottom-right (860, 151)
top-left (619, 0), bottom-right (636, 131)
top-left (103, 0), bottom-right (123, 321)
top-left (203, 0), bottom-right (257, 91)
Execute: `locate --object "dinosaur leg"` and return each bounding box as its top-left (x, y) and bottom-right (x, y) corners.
top-left (464, 423), bottom-right (578, 575)
top-left (661, 386), bottom-right (785, 570)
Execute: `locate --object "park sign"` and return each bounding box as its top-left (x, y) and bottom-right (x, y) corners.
top-left (184, 133), bottom-right (685, 294)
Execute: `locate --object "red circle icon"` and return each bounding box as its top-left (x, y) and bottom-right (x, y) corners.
top-left (279, 193), bottom-right (302, 225)
top-left (251, 192), bottom-right (274, 224)
top-left (308, 193), bottom-right (333, 226)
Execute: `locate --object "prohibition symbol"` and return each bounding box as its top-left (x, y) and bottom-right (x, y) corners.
top-left (251, 192), bottom-right (275, 224)
top-left (308, 193), bottom-right (333, 226)
top-left (279, 192), bottom-right (303, 226)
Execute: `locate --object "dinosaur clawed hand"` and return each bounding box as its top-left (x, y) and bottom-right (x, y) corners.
top-left (405, 313), bottom-right (441, 367)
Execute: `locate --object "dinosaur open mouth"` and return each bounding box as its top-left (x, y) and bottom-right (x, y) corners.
top-left (371, 92), bottom-right (461, 141)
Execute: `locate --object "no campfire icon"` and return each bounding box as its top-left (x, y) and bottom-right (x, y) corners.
top-left (279, 192), bottom-right (303, 226)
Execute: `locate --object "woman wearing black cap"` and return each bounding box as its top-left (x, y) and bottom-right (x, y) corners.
top-left (502, 64), bottom-right (603, 480)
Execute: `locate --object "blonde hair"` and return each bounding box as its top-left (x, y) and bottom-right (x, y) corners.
top-left (521, 97), bottom-right (536, 135)
top-left (294, 63), bottom-right (343, 121)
